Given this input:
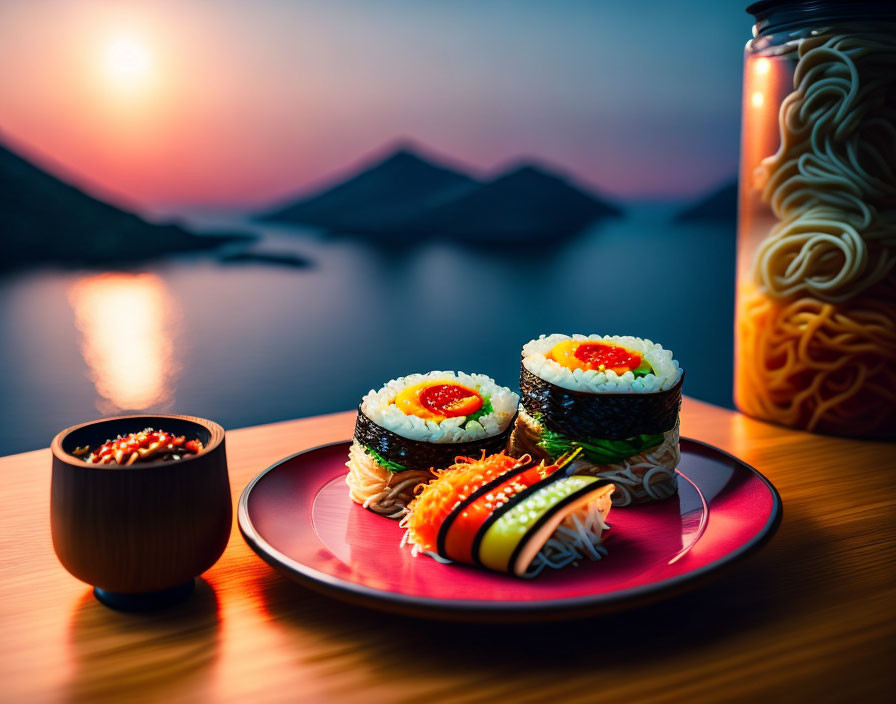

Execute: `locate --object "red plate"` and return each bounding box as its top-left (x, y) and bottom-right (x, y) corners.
top-left (238, 439), bottom-right (781, 620)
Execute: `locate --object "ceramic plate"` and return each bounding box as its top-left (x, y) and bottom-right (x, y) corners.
top-left (238, 439), bottom-right (781, 620)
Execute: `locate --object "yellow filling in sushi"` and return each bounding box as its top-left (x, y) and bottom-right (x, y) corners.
top-left (395, 380), bottom-right (484, 421)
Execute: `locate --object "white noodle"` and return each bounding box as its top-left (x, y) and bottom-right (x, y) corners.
top-left (345, 440), bottom-right (432, 518)
top-left (509, 408), bottom-right (680, 507)
top-left (400, 483), bottom-right (612, 578)
top-left (753, 29), bottom-right (896, 302)
top-left (524, 500), bottom-right (610, 578)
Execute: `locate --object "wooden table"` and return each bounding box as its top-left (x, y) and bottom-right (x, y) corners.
top-left (1, 398), bottom-right (894, 703)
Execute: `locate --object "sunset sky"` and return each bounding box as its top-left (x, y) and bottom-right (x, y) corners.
top-left (0, 0), bottom-right (749, 211)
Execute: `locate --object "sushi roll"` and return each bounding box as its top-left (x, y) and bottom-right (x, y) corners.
top-left (510, 334), bottom-right (684, 506)
top-left (402, 450), bottom-right (614, 578)
top-left (346, 371), bottom-right (519, 518)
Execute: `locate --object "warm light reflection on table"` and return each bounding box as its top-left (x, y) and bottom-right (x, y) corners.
top-left (0, 401), bottom-right (893, 701)
top-left (68, 272), bottom-right (180, 413)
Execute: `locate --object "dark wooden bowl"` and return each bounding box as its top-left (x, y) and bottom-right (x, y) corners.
top-left (50, 414), bottom-right (231, 609)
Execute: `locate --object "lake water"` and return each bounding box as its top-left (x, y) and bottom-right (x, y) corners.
top-left (0, 205), bottom-right (736, 456)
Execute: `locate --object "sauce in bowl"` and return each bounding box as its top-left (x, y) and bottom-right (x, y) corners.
top-left (72, 428), bottom-right (204, 466)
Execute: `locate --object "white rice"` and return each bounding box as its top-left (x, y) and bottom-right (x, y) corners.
top-left (522, 334), bottom-right (682, 393)
top-left (360, 371), bottom-right (519, 443)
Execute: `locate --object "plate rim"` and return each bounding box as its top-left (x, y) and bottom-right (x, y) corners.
top-left (238, 437), bottom-right (782, 619)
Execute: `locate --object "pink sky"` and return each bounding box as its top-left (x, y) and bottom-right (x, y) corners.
top-left (0, 0), bottom-right (745, 211)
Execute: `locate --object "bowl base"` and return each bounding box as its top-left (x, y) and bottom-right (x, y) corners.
top-left (93, 579), bottom-right (195, 611)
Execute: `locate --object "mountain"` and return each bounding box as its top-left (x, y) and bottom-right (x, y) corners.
top-left (0, 140), bottom-right (247, 271)
top-left (389, 163), bottom-right (622, 241)
top-left (675, 180), bottom-right (738, 222)
top-left (260, 143), bottom-right (622, 242)
top-left (259, 145), bottom-right (477, 230)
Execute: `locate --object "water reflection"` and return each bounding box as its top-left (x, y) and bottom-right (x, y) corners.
top-left (0, 210), bottom-right (737, 456)
top-left (68, 273), bottom-right (180, 413)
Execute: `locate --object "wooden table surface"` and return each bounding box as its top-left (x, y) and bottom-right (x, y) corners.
top-left (1, 397), bottom-right (894, 703)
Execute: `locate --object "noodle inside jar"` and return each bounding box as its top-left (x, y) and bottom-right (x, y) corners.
top-left (734, 5), bottom-right (896, 438)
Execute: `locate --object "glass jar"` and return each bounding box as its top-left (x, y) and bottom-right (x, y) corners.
top-left (735, 1), bottom-right (896, 438)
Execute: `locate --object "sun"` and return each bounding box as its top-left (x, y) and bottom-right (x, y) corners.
top-left (104, 36), bottom-right (152, 86)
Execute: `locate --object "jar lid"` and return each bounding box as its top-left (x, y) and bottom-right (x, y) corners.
top-left (748, 0), bottom-right (896, 33)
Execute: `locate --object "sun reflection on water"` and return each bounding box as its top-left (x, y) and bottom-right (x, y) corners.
top-left (68, 273), bottom-right (180, 413)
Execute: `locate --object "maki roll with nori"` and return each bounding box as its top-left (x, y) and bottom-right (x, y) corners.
top-left (346, 371), bottom-right (519, 518)
top-left (510, 334), bottom-right (683, 506)
top-left (402, 451), bottom-right (614, 577)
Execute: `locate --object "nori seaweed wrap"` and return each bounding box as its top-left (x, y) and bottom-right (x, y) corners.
top-left (509, 334), bottom-right (683, 506)
top-left (401, 451), bottom-right (615, 578)
top-left (346, 371), bottom-right (519, 518)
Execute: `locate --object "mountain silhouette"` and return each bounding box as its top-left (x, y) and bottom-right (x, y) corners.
top-left (260, 143), bottom-right (621, 241)
top-left (675, 180), bottom-right (738, 222)
top-left (0, 140), bottom-right (247, 271)
top-left (259, 144), bottom-right (476, 230)
top-left (390, 163), bottom-right (622, 241)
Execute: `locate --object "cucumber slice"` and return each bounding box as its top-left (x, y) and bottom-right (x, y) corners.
top-left (440, 449), bottom-right (586, 563)
top-left (632, 358), bottom-right (653, 378)
top-left (465, 450), bottom-right (584, 567)
top-left (509, 481), bottom-right (614, 577)
top-left (476, 476), bottom-right (604, 573)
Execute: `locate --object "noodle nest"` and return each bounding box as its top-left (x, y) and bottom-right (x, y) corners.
top-left (739, 26), bottom-right (896, 437)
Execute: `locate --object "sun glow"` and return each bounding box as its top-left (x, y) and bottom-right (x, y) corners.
top-left (104, 36), bottom-right (152, 87)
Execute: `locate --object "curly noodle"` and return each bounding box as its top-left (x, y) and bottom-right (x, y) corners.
top-left (738, 27), bottom-right (896, 436)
